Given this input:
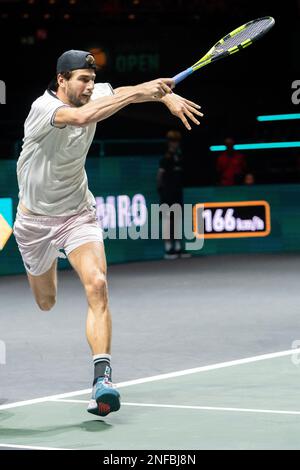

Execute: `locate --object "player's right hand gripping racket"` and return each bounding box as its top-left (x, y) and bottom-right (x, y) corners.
top-left (172, 16), bottom-right (275, 85)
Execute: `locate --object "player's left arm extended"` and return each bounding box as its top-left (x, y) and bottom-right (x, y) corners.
top-left (114, 87), bottom-right (203, 131)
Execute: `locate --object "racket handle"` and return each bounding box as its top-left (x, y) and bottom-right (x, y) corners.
top-left (172, 67), bottom-right (194, 85)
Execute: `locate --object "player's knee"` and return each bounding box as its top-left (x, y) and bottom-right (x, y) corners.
top-left (37, 295), bottom-right (56, 311)
top-left (86, 273), bottom-right (108, 303)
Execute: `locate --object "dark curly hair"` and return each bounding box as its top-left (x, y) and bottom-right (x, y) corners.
top-left (48, 71), bottom-right (73, 92)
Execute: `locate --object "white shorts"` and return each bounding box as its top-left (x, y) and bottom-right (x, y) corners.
top-left (13, 206), bottom-right (103, 276)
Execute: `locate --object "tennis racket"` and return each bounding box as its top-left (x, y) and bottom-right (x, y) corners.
top-left (172, 16), bottom-right (275, 85)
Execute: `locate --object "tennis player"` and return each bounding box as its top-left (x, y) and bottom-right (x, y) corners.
top-left (13, 50), bottom-right (203, 417)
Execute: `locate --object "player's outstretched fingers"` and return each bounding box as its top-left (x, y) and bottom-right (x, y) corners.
top-left (185, 109), bottom-right (200, 126)
top-left (179, 112), bottom-right (191, 131)
top-left (182, 98), bottom-right (201, 109)
top-left (186, 105), bottom-right (204, 117)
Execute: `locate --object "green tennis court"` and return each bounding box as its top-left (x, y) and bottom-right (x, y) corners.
top-left (1, 349), bottom-right (300, 450)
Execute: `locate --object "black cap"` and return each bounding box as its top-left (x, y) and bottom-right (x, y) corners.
top-left (56, 50), bottom-right (96, 73)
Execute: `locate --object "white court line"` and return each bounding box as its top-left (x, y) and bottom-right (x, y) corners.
top-left (0, 347), bottom-right (299, 411)
top-left (52, 399), bottom-right (89, 403)
top-left (52, 399), bottom-right (300, 417)
top-left (0, 443), bottom-right (70, 450)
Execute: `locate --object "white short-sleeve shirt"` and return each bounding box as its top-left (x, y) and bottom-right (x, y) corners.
top-left (17, 82), bottom-right (113, 216)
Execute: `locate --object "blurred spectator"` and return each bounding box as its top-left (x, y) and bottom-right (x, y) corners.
top-left (216, 137), bottom-right (247, 186)
top-left (157, 130), bottom-right (184, 258)
top-left (244, 172), bottom-right (255, 185)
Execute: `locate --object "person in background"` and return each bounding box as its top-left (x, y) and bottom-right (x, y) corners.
top-left (244, 172), bottom-right (255, 185)
top-left (157, 130), bottom-right (186, 259)
top-left (216, 137), bottom-right (247, 186)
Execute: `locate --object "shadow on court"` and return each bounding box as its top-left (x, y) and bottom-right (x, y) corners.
top-left (0, 416), bottom-right (112, 440)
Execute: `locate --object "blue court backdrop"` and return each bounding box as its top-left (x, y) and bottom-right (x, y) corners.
top-left (1, 157), bottom-right (300, 276)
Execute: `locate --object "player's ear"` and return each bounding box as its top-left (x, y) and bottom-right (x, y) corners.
top-left (57, 73), bottom-right (68, 89)
top-left (57, 74), bottom-right (64, 88)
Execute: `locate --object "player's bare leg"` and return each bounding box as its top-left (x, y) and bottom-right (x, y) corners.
top-left (67, 241), bottom-right (111, 354)
top-left (27, 259), bottom-right (58, 311)
top-left (67, 241), bottom-right (120, 416)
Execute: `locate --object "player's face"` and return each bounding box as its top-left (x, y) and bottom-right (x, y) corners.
top-left (65, 70), bottom-right (96, 107)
